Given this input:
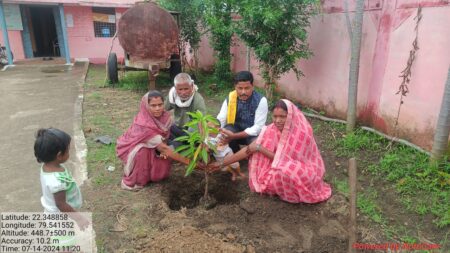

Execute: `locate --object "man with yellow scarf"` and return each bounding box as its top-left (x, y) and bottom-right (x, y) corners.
top-left (217, 71), bottom-right (268, 153)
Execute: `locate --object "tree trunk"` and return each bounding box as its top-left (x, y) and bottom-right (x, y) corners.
top-left (431, 67), bottom-right (450, 161)
top-left (246, 45), bottom-right (251, 71)
top-left (204, 170), bottom-right (209, 199)
top-left (265, 83), bottom-right (273, 102)
top-left (346, 0), bottom-right (365, 133)
top-left (194, 48), bottom-right (199, 72)
top-left (264, 69), bottom-right (276, 102)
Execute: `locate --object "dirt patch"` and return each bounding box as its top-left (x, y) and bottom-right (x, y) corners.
top-left (144, 226), bottom-right (246, 252)
top-left (162, 170), bottom-right (240, 210)
top-left (85, 163), bottom-right (360, 253)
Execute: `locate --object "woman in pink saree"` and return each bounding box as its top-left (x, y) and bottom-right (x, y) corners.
top-left (117, 91), bottom-right (190, 191)
top-left (209, 99), bottom-right (331, 203)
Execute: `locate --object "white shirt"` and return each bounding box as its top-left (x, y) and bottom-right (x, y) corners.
top-left (216, 95), bottom-right (268, 136)
top-left (207, 135), bottom-right (239, 169)
top-left (40, 165), bottom-right (82, 212)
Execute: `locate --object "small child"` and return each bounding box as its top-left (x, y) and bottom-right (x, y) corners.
top-left (207, 123), bottom-right (246, 181)
top-left (34, 128), bottom-right (89, 230)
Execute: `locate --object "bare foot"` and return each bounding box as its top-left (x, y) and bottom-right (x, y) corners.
top-left (121, 180), bottom-right (143, 191)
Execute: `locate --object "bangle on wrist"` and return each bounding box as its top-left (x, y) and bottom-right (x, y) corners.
top-left (256, 144), bottom-right (261, 151)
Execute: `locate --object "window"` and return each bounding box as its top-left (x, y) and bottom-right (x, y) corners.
top-left (92, 7), bottom-right (116, 37)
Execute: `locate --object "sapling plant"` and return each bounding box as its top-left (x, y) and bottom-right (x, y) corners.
top-left (174, 111), bottom-right (219, 207)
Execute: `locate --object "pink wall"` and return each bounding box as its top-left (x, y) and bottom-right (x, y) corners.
top-left (286, 1), bottom-right (449, 150)
top-left (379, 5), bottom-right (450, 148)
top-left (194, 0), bottom-right (450, 150)
top-left (0, 31), bottom-right (26, 61)
top-left (184, 32), bottom-right (215, 71)
top-left (196, 34), bottom-right (215, 71)
top-left (64, 6), bottom-right (127, 64)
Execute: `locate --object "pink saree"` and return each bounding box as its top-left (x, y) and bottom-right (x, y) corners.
top-left (248, 99), bottom-right (332, 203)
top-left (116, 93), bottom-right (173, 188)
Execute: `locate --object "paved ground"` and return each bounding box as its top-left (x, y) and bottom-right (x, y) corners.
top-left (0, 62), bottom-right (88, 212)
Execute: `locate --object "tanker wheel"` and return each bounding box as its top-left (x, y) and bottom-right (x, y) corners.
top-left (169, 54), bottom-right (182, 82)
top-left (107, 53), bottom-right (118, 84)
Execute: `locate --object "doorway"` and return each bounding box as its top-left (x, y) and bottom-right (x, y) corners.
top-left (24, 6), bottom-right (59, 57)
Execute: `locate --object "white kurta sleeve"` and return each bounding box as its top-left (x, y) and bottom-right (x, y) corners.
top-left (216, 100), bottom-right (228, 128)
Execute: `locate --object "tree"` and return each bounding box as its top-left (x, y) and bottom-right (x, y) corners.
top-left (175, 111), bottom-right (219, 207)
top-left (346, 0), bottom-right (365, 133)
top-left (202, 0), bottom-right (235, 88)
top-left (157, 0), bottom-right (203, 69)
top-left (431, 67), bottom-right (450, 162)
top-left (234, 0), bottom-right (319, 101)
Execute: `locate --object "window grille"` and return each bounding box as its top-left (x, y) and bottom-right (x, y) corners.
top-left (92, 7), bottom-right (116, 38)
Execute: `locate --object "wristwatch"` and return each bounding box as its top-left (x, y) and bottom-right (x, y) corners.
top-left (256, 144), bottom-right (261, 151)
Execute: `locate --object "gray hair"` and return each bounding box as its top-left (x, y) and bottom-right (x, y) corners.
top-left (174, 73), bottom-right (194, 86)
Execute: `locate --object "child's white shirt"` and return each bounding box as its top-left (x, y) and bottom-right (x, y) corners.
top-left (208, 134), bottom-right (239, 169)
top-left (40, 165), bottom-right (82, 212)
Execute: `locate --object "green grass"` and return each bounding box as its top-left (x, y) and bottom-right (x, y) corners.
top-left (324, 120), bottom-right (449, 245)
top-left (117, 71), bottom-right (148, 91)
top-left (335, 128), bottom-right (386, 157)
top-left (86, 65), bottom-right (107, 87)
top-left (328, 124), bottom-right (450, 228)
top-left (357, 190), bottom-right (384, 224)
top-left (334, 179), bottom-right (428, 243)
top-left (376, 148), bottom-right (449, 228)
top-left (332, 178), bottom-right (349, 197)
top-left (86, 142), bottom-right (117, 169)
top-left (333, 178), bottom-right (385, 225)
top-left (85, 111), bottom-right (120, 185)
top-left (115, 71), bottom-right (172, 91)
top-left (88, 92), bottom-right (102, 100)
top-left (88, 67), bottom-right (173, 91)
top-left (90, 115), bottom-right (122, 136)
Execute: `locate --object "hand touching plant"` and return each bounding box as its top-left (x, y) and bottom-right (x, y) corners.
top-left (174, 111), bottom-right (219, 176)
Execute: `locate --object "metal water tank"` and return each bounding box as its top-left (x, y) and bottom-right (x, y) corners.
top-left (118, 2), bottom-right (179, 61)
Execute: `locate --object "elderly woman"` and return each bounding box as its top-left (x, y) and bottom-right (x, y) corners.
top-left (116, 91), bottom-right (191, 191)
top-left (209, 99), bottom-right (331, 203)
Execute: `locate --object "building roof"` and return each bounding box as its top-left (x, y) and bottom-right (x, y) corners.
top-left (4, 0), bottom-right (143, 8)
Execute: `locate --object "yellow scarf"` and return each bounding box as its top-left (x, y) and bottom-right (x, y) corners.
top-left (226, 90), bottom-right (238, 124)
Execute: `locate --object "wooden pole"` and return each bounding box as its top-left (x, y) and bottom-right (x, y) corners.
top-left (148, 65), bottom-right (159, 91)
top-left (348, 158), bottom-right (357, 253)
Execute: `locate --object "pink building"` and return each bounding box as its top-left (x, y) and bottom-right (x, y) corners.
top-left (0, 0), bottom-right (140, 64)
